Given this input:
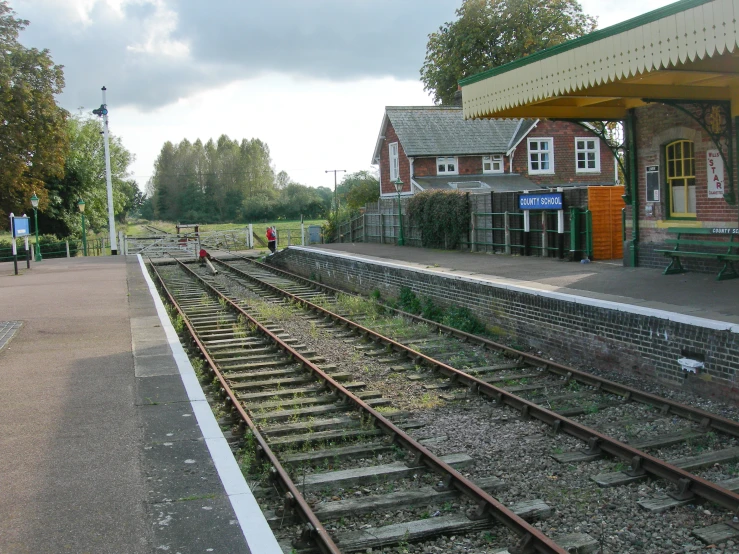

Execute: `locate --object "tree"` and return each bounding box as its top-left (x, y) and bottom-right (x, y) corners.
top-left (0, 1), bottom-right (68, 227)
top-left (340, 171), bottom-right (380, 211)
top-left (49, 116), bottom-right (138, 234)
top-left (420, 0), bottom-right (597, 105)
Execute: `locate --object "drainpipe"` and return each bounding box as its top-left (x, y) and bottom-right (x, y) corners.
top-left (626, 108), bottom-right (639, 267)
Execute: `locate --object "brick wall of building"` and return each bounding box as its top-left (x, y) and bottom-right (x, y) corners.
top-left (511, 120), bottom-right (615, 186)
top-left (273, 248), bottom-right (739, 403)
top-left (413, 155), bottom-right (507, 178)
top-left (378, 122), bottom-right (411, 196)
top-left (631, 103), bottom-right (739, 270)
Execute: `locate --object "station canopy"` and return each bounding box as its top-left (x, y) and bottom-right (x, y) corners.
top-left (460, 0), bottom-right (739, 120)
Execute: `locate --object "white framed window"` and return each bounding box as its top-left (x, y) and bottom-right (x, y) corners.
top-left (575, 137), bottom-right (600, 173)
top-left (436, 157), bottom-right (458, 175)
top-left (528, 138), bottom-right (553, 174)
top-left (389, 142), bottom-right (399, 181)
top-left (482, 155), bottom-right (504, 174)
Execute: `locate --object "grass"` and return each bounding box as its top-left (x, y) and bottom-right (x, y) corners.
top-left (125, 218), bottom-right (327, 239)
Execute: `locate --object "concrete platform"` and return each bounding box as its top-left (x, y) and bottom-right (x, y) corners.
top-left (0, 255), bottom-right (280, 554)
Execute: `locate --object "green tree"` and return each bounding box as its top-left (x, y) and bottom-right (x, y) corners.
top-left (0, 1), bottom-right (68, 227)
top-left (51, 116), bottom-right (138, 234)
top-left (340, 171), bottom-right (380, 211)
top-left (149, 134), bottom-right (277, 223)
top-left (275, 182), bottom-right (325, 220)
top-left (420, 0), bottom-right (597, 105)
top-left (315, 186), bottom-right (333, 215)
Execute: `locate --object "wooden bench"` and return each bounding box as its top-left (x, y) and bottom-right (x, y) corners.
top-left (655, 227), bottom-right (739, 281)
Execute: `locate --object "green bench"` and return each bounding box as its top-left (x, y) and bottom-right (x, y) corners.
top-left (655, 227), bottom-right (739, 281)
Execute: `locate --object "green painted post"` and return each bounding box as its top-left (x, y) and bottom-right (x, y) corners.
top-left (585, 209), bottom-right (593, 259)
top-left (30, 193), bottom-right (42, 261)
top-left (626, 109), bottom-right (639, 267)
top-left (569, 207), bottom-right (580, 260)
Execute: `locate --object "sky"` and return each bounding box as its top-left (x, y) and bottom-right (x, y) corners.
top-left (9, 0), bottom-right (678, 193)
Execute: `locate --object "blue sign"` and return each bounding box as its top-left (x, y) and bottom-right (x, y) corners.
top-left (12, 216), bottom-right (30, 237)
top-left (519, 193), bottom-right (563, 210)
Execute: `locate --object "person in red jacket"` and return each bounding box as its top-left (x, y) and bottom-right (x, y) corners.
top-left (198, 248), bottom-right (212, 265)
top-left (266, 227), bottom-right (276, 254)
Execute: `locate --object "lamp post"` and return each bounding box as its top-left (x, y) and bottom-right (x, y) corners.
top-left (393, 178), bottom-right (405, 246)
top-left (78, 199), bottom-right (87, 256)
top-left (30, 193), bottom-right (42, 261)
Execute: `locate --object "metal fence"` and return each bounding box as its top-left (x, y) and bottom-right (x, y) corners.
top-left (332, 190), bottom-right (594, 259)
top-left (0, 239), bottom-right (81, 261)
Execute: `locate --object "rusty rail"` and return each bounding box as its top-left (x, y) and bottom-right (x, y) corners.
top-left (165, 258), bottom-right (569, 554)
top-left (221, 255), bottom-right (739, 439)
top-left (214, 255), bottom-right (739, 513)
top-left (148, 261), bottom-right (342, 554)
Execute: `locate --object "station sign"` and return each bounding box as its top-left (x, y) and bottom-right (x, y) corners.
top-left (519, 193), bottom-right (563, 210)
top-left (12, 216), bottom-right (30, 238)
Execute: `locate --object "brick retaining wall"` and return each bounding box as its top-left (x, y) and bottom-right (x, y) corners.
top-left (273, 247), bottom-right (739, 403)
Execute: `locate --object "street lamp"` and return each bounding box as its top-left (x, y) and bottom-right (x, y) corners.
top-left (30, 192), bottom-right (42, 261)
top-left (393, 178), bottom-right (405, 246)
top-left (78, 199), bottom-right (88, 256)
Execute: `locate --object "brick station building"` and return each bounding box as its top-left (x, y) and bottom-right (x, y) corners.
top-left (460, 0), bottom-right (739, 276)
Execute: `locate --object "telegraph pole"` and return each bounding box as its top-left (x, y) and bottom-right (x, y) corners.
top-left (93, 86), bottom-right (118, 255)
top-left (325, 169), bottom-right (346, 219)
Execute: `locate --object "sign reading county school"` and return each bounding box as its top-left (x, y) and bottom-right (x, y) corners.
top-left (12, 216), bottom-right (30, 237)
top-left (519, 193), bottom-right (563, 210)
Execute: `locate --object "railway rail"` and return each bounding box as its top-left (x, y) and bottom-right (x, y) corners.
top-left (149, 254), bottom-right (739, 552)
top-left (150, 260), bottom-right (573, 554)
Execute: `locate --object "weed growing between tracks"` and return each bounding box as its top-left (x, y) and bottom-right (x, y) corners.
top-left (381, 286), bottom-right (489, 336)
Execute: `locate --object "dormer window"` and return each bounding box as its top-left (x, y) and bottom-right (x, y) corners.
top-left (437, 157), bottom-right (458, 175)
top-left (483, 155), bottom-right (504, 174)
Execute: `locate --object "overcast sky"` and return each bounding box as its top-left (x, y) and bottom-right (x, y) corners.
top-left (10, 0), bottom-right (677, 192)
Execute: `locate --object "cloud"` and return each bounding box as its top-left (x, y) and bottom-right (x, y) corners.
top-left (10, 0), bottom-right (460, 111)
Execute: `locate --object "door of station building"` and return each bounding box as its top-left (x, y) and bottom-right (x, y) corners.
top-left (588, 186), bottom-right (625, 260)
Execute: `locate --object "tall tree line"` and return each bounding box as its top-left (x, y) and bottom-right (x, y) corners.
top-left (145, 136), bottom-right (377, 223)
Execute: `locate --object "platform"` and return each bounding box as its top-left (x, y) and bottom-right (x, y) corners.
top-left (294, 243), bottom-right (739, 326)
top-left (268, 243), bottom-right (739, 400)
top-left (0, 255), bottom-right (280, 554)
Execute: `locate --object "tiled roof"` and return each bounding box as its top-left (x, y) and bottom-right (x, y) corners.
top-left (385, 106), bottom-right (534, 157)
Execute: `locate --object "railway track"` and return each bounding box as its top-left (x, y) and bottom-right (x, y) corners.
top-left (150, 255), bottom-right (739, 553)
top-left (143, 224), bottom-right (169, 235)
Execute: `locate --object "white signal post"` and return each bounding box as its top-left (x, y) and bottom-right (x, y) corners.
top-left (96, 86), bottom-right (118, 254)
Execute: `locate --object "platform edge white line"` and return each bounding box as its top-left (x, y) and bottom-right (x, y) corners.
top-left (136, 254), bottom-right (282, 554)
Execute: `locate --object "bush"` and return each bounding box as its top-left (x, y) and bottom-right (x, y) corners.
top-left (0, 235), bottom-right (80, 260)
top-left (442, 306), bottom-right (487, 335)
top-left (421, 296), bottom-right (444, 321)
top-left (406, 190), bottom-right (470, 249)
top-left (39, 235), bottom-right (80, 258)
top-left (398, 286), bottom-right (421, 314)
top-left (391, 286), bottom-right (487, 336)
